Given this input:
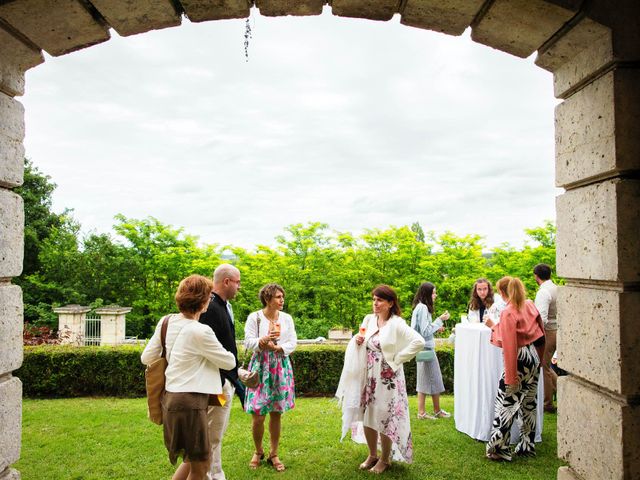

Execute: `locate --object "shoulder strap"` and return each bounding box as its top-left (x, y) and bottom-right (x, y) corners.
top-left (160, 315), bottom-right (170, 359)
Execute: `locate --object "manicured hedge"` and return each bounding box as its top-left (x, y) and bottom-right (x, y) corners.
top-left (17, 343), bottom-right (454, 398)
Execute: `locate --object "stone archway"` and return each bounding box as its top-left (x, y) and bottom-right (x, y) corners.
top-left (0, 1), bottom-right (638, 479)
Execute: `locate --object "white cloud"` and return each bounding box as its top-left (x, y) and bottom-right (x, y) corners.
top-left (22, 12), bottom-right (559, 251)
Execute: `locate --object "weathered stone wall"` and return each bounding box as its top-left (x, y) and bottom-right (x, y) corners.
top-left (0, 1), bottom-right (638, 479)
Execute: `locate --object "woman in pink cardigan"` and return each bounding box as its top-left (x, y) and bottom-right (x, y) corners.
top-left (484, 277), bottom-right (545, 461)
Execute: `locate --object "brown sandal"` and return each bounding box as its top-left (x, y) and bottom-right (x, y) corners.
top-left (359, 455), bottom-right (379, 470)
top-left (267, 453), bottom-right (286, 472)
top-left (249, 451), bottom-right (264, 469)
top-left (369, 458), bottom-right (391, 474)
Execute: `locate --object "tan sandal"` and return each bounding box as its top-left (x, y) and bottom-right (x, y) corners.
top-left (359, 455), bottom-right (379, 470)
top-left (249, 451), bottom-right (264, 469)
top-left (267, 453), bottom-right (286, 472)
top-left (369, 458), bottom-right (391, 474)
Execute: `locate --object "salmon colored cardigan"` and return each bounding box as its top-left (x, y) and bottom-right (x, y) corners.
top-left (490, 300), bottom-right (545, 385)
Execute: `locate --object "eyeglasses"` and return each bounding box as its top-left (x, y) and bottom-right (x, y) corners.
top-left (228, 278), bottom-right (241, 286)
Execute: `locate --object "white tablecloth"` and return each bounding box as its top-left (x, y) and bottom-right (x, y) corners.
top-left (453, 322), bottom-right (543, 442)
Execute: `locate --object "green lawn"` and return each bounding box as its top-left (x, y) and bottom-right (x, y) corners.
top-left (16, 396), bottom-right (564, 479)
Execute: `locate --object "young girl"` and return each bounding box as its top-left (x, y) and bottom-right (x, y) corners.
top-left (411, 282), bottom-right (450, 419)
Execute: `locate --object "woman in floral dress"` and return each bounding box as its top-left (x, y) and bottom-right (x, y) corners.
top-left (244, 283), bottom-right (297, 472)
top-left (343, 285), bottom-right (424, 474)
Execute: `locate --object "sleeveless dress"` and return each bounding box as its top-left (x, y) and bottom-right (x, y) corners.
top-left (360, 332), bottom-right (413, 463)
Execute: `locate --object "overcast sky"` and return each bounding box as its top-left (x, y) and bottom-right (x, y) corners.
top-left (22, 8), bottom-right (560, 250)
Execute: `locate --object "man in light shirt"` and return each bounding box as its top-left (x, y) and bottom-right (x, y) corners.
top-left (533, 263), bottom-right (558, 413)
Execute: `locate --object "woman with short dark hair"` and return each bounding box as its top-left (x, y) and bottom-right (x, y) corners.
top-left (141, 275), bottom-right (235, 480)
top-left (243, 283), bottom-right (297, 472)
top-left (337, 285), bottom-right (424, 474)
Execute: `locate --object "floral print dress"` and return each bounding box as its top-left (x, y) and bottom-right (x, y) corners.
top-left (245, 349), bottom-right (295, 416)
top-left (360, 332), bottom-right (413, 463)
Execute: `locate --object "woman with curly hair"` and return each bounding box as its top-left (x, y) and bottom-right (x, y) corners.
top-left (243, 283), bottom-right (297, 472)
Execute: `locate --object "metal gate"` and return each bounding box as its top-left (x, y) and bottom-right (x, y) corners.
top-left (84, 315), bottom-right (101, 346)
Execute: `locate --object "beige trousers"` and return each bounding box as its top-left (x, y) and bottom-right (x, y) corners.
top-left (206, 380), bottom-right (234, 480)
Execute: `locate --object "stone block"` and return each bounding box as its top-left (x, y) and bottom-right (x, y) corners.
top-left (0, 189), bottom-right (23, 278)
top-left (90, 0), bottom-right (181, 37)
top-left (0, 285), bottom-right (22, 376)
top-left (0, 94), bottom-right (25, 189)
top-left (557, 286), bottom-right (640, 396)
top-left (555, 70), bottom-right (640, 187)
top-left (557, 466), bottom-right (582, 480)
top-left (556, 179), bottom-right (640, 283)
top-left (0, 27), bottom-right (44, 97)
top-left (332, 0), bottom-right (398, 21)
top-left (536, 17), bottom-right (612, 98)
top-left (0, 377), bottom-right (21, 473)
top-left (399, 0), bottom-right (484, 36)
top-left (180, 0), bottom-right (250, 22)
top-left (256, 0), bottom-right (324, 16)
top-left (471, 0), bottom-right (577, 58)
top-left (558, 376), bottom-right (639, 480)
top-left (0, 0), bottom-right (110, 56)
top-left (0, 469), bottom-right (20, 480)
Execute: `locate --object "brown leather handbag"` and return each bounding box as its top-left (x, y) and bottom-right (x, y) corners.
top-left (145, 316), bottom-right (170, 425)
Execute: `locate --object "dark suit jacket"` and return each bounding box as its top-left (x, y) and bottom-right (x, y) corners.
top-left (199, 292), bottom-right (239, 386)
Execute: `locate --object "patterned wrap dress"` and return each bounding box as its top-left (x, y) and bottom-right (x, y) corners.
top-left (360, 332), bottom-right (414, 463)
top-left (244, 311), bottom-right (297, 416)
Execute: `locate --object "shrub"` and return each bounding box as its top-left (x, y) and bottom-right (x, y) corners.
top-left (17, 343), bottom-right (454, 398)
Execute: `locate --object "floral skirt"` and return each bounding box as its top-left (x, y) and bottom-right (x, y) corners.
top-left (245, 350), bottom-right (295, 416)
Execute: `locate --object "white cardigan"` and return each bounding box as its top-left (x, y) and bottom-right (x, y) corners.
top-left (141, 314), bottom-right (236, 395)
top-left (244, 310), bottom-right (297, 357)
top-left (360, 314), bottom-right (425, 371)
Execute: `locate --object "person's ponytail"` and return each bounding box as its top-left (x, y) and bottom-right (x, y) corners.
top-left (507, 277), bottom-right (526, 311)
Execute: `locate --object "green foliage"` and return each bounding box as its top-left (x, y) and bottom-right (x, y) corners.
top-left (17, 345), bottom-right (147, 397)
top-left (18, 160), bottom-right (558, 339)
top-left (18, 343), bottom-right (454, 398)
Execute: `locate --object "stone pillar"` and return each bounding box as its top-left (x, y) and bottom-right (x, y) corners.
top-left (54, 305), bottom-right (91, 346)
top-left (95, 306), bottom-right (131, 346)
top-left (0, 23), bottom-right (41, 478)
top-left (536, 4), bottom-right (640, 479)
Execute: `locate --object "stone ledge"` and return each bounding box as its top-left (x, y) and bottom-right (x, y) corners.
top-left (557, 285), bottom-right (639, 396)
top-left (256, 0), bottom-right (324, 17)
top-left (555, 69), bottom-right (640, 188)
top-left (0, 26), bottom-right (43, 97)
top-left (0, 285), bottom-right (22, 376)
top-left (556, 179), bottom-right (640, 283)
top-left (0, 377), bottom-right (21, 472)
top-left (471, 0), bottom-right (577, 59)
top-left (558, 375), bottom-right (639, 480)
top-left (90, 0), bottom-right (181, 37)
top-left (0, 189), bottom-right (23, 278)
top-left (399, 0), bottom-right (484, 36)
top-left (331, 0), bottom-right (397, 21)
top-left (180, 0), bottom-right (251, 22)
top-left (0, 0), bottom-right (110, 56)
top-left (0, 93), bottom-right (25, 188)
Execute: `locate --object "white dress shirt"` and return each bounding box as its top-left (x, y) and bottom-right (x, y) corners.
top-left (534, 280), bottom-right (558, 331)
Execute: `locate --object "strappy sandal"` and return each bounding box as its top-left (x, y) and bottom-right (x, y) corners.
top-left (369, 458), bottom-right (391, 474)
top-left (249, 451), bottom-right (264, 469)
top-left (359, 455), bottom-right (379, 470)
top-left (268, 453), bottom-right (286, 472)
